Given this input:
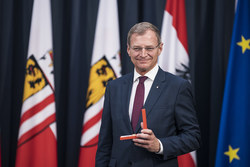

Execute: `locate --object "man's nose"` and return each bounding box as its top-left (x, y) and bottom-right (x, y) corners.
top-left (141, 48), bottom-right (147, 57)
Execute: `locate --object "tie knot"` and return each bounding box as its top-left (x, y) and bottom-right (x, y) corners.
top-left (139, 76), bottom-right (147, 84)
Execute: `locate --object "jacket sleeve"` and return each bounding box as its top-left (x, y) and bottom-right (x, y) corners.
top-left (160, 80), bottom-right (201, 160)
top-left (95, 83), bottom-right (113, 167)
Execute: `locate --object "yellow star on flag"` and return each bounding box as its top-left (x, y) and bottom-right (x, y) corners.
top-left (237, 35), bottom-right (250, 54)
top-left (224, 145), bottom-right (240, 163)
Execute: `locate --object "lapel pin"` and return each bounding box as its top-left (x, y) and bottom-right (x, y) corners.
top-left (156, 86), bottom-right (159, 88)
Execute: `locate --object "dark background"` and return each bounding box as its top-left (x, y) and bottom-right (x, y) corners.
top-left (0, 0), bottom-right (235, 166)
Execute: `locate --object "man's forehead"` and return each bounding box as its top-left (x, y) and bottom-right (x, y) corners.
top-left (131, 29), bottom-right (156, 37)
top-left (130, 31), bottom-right (158, 45)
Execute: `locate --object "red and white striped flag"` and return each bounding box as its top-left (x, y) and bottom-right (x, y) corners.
top-left (159, 0), bottom-right (196, 167)
top-left (15, 0), bottom-right (57, 166)
top-left (78, 0), bottom-right (121, 166)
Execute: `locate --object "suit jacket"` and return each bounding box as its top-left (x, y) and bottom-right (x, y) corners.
top-left (96, 67), bottom-right (201, 167)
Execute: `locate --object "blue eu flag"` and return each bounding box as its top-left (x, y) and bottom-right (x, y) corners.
top-left (215, 0), bottom-right (250, 166)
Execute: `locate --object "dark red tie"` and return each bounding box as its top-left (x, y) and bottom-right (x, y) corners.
top-left (131, 76), bottom-right (147, 131)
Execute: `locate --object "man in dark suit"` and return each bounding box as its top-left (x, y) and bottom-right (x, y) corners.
top-left (95, 22), bottom-right (201, 167)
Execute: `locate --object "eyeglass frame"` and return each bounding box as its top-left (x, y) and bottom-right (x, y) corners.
top-left (130, 43), bottom-right (161, 53)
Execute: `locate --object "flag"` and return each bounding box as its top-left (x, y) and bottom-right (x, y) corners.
top-left (15, 0), bottom-right (57, 166)
top-left (215, 0), bottom-right (250, 166)
top-left (78, 0), bottom-right (121, 166)
top-left (158, 0), bottom-right (196, 166)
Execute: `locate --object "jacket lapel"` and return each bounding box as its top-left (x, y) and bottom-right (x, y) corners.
top-left (135, 68), bottom-right (166, 133)
top-left (122, 73), bottom-right (134, 133)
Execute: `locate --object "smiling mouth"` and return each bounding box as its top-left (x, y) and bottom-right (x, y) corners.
top-left (136, 58), bottom-right (151, 61)
top-left (137, 59), bottom-right (151, 63)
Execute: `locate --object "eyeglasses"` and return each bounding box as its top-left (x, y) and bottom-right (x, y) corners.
top-left (131, 43), bottom-right (161, 53)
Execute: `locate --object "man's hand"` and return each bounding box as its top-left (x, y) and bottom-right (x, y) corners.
top-left (132, 122), bottom-right (160, 153)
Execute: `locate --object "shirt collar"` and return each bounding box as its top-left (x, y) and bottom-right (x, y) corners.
top-left (133, 65), bottom-right (159, 82)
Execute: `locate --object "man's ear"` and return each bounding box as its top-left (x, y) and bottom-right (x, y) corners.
top-left (158, 42), bottom-right (163, 54)
top-left (127, 44), bottom-right (130, 55)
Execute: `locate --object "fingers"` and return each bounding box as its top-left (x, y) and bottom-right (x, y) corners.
top-left (132, 128), bottom-right (160, 152)
top-left (133, 132), bottom-right (154, 143)
top-left (140, 122), bottom-right (143, 129)
top-left (140, 129), bottom-right (153, 135)
top-left (133, 137), bottom-right (149, 145)
top-left (136, 125), bottom-right (154, 140)
top-left (140, 122), bottom-right (152, 134)
top-left (132, 131), bottom-right (152, 144)
top-left (133, 124), bottom-right (160, 152)
top-left (133, 135), bottom-right (160, 153)
top-left (133, 137), bottom-right (153, 150)
top-left (134, 141), bottom-right (150, 149)
top-left (135, 133), bottom-right (150, 140)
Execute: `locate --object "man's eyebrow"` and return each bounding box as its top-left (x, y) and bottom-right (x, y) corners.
top-left (132, 45), bottom-right (156, 47)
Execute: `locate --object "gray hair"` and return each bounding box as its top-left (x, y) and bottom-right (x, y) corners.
top-left (127, 22), bottom-right (161, 46)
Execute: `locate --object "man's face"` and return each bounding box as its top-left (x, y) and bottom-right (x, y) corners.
top-left (127, 30), bottom-right (163, 75)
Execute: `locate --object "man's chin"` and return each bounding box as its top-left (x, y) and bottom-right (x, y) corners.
top-left (136, 67), bottom-right (149, 74)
